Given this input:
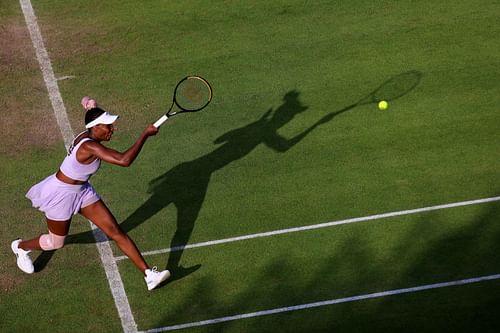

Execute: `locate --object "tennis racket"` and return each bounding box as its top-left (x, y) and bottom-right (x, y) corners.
top-left (153, 75), bottom-right (213, 128)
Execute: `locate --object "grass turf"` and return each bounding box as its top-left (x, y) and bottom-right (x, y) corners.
top-left (1, 0), bottom-right (499, 332)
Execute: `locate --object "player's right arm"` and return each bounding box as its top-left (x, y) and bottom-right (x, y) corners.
top-left (78, 125), bottom-right (158, 167)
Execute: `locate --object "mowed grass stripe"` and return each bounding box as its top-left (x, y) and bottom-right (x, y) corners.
top-left (114, 195), bottom-right (500, 261)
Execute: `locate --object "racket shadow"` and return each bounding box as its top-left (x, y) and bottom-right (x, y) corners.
top-left (318, 70), bottom-right (423, 124)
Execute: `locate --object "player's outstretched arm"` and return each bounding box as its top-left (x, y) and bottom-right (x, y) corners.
top-left (83, 124), bottom-right (158, 167)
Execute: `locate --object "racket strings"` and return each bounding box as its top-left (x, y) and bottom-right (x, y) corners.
top-left (175, 77), bottom-right (212, 111)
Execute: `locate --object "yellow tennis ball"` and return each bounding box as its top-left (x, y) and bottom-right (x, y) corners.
top-left (378, 100), bottom-right (388, 110)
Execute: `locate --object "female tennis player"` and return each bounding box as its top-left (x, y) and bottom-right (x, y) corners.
top-left (11, 97), bottom-right (170, 291)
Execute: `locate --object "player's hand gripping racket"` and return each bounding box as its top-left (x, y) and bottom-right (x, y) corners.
top-left (154, 75), bottom-right (213, 128)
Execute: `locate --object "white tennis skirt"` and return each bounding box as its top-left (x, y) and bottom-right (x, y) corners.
top-left (26, 174), bottom-right (100, 221)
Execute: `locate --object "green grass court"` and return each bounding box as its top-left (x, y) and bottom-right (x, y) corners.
top-left (1, 0), bottom-right (499, 332)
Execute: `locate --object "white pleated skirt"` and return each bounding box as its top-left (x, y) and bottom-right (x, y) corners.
top-left (26, 174), bottom-right (100, 221)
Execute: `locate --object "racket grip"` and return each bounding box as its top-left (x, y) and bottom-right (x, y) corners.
top-left (153, 115), bottom-right (169, 128)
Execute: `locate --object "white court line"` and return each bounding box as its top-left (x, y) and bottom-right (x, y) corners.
top-left (115, 195), bottom-right (500, 261)
top-left (19, 1), bottom-right (138, 332)
top-left (141, 273), bottom-right (500, 332)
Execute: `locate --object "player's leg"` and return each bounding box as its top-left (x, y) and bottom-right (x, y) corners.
top-left (80, 199), bottom-right (170, 290)
top-left (18, 219), bottom-right (70, 251)
top-left (12, 219), bottom-right (71, 274)
top-left (80, 199), bottom-right (148, 272)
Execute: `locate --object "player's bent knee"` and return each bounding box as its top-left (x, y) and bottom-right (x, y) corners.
top-left (39, 232), bottom-right (66, 250)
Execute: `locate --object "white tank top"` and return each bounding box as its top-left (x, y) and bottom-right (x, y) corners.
top-left (59, 138), bottom-right (101, 181)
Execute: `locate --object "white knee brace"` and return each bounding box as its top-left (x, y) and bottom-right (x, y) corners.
top-left (39, 232), bottom-right (66, 250)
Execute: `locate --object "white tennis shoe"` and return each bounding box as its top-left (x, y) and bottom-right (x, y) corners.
top-left (11, 239), bottom-right (34, 274)
top-left (144, 267), bottom-right (170, 291)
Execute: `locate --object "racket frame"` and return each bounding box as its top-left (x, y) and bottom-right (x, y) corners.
top-left (154, 76), bottom-right (212, 128)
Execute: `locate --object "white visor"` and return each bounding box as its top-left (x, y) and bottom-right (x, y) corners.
top-left (85, 112), bottom-right (119, 129)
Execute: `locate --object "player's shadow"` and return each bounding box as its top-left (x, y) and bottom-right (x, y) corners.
top-left (33, 250), bottom-right (55, 272)
top-left (114, 90), bottom-right (326, 281)
top-left (67, 90), bottom-right (320, 278)
top-left (65, 71), bottom-right (422, 280)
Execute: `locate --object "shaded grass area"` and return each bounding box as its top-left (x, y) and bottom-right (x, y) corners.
top-left (119, 202), bottom-right (500, 331)
top-left (2, 0), bottom-right (499, 332)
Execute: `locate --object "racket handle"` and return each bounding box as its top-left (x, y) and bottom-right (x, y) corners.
top-left (153, 115), bottom-right (169, 128)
